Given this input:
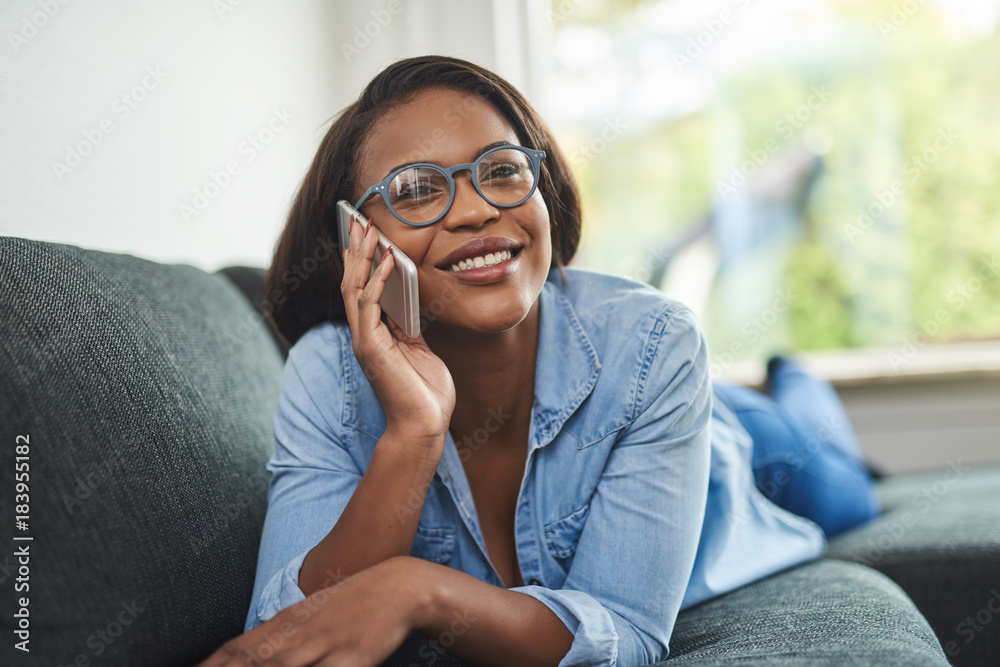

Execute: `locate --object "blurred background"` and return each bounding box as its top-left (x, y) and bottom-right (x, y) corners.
top-left (2, 0), bottom-right (998, 472)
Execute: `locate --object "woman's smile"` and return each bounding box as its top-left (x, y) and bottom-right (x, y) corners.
top-left (442, 247), bottom-right (521, 283)
top-left (436, 236), bottom-right (524, 283)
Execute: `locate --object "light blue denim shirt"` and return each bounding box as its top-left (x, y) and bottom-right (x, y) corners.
top-left (245, 266), bottom-right (825, 666)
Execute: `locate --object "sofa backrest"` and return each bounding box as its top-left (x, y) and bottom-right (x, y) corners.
top-left (0, 237), bottom-right (285, 666)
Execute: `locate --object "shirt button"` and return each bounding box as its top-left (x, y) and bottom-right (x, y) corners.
top-left (528, 578), bottom-right (542, 586)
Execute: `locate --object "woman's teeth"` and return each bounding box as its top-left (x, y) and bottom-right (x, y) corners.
top-left (449, 249), bottom-right (513, 271)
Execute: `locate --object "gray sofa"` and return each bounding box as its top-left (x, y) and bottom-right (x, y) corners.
top-left (2, 237), bottom-right (997, 666)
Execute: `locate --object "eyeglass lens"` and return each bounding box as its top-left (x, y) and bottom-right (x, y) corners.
top-left (386, 148), bottom-right (536, 224)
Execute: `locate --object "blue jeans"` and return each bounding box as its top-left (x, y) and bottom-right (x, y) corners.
top-left (714, 360), bottom-right (880, 538)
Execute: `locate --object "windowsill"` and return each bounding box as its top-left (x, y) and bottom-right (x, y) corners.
top-left (719, 339), bottom-right (1000, 390)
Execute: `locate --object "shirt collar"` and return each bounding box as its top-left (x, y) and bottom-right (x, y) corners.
top-left (528, 268), bottom-right (603, 451)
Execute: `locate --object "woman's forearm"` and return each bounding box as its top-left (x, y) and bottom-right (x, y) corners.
top-left (298, 430), bottom-right (443, 596)
top-left (409, 557), bottom-right (574, 667)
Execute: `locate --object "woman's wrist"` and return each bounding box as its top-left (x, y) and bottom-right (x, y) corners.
top-left (381, 555), bottom-right (442, 632)
top-left (380, 425), bottom-right (447, 464)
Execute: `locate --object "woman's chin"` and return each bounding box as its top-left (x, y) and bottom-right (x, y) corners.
top-left (421, 302), bottom-right (535, 336)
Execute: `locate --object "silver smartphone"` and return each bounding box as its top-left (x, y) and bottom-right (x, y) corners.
top-left (336, 200), bottom-right (421, 338)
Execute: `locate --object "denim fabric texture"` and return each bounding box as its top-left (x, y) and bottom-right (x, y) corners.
top-left (245, 266), bottom-right (826, 666)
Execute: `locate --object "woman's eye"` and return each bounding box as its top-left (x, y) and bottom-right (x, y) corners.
top-left (484, 163), bottom-right (521, 181)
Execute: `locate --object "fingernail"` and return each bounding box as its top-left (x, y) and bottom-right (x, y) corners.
top-left (382, 246), bottom-right (392, 261)
top-left (365, 220), bottom-right (373, 237)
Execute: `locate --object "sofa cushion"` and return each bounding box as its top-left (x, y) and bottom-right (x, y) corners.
top-left (0, 238), bottom-right (284, 666)
top-left (826, 463), bottom-right (1000, 666)
top-left (215, 265), bottom-right (290, 360)
top-left (662, 558), bottom-right (948, 665)
top-left (378, 560), bottom-right (947, 666)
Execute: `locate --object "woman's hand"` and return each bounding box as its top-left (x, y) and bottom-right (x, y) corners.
top-left (197, 557), bottom-right (426, 667)
top-left (341, 215), bottom-right (456, 446)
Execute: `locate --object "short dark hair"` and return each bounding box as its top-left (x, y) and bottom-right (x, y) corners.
top-left (264, 55), bottom-right (582, 348)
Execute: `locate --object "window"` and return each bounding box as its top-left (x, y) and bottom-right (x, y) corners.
top-left (539, 0), bottom-right (1000, 377)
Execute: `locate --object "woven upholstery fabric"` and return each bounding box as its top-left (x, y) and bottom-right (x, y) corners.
top-left (381, 560), bottom-right (949, 666)
top-left (827, 464), bottom-right (1000, 666)
top-left (379, 631), bottom-right (474, 666)
top-left (0, 238), bottom-right (284, 666)
top-left (661, 559), bottom-right (948, 666)
top-left (214, 265), bottom-right (290, 360)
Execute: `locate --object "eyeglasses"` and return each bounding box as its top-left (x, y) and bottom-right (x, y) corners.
top-left (354, 144), bottom-right (547, 226)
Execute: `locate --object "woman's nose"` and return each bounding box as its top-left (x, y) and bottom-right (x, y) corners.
top-left (440, 170), bottom-right (499, 229)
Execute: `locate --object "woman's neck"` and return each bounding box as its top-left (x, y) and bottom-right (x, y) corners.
top-left (421, 299), bottom-right (540, 453)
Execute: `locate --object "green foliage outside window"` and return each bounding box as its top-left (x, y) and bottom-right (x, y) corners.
top-left (549, 0), bottom-right (1000, 360)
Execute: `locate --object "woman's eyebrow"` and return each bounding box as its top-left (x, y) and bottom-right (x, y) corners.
top-left (381, 141), bottom-right (515, 178)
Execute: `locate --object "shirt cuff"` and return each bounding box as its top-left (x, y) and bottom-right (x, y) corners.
top-left (508, 585), bottom-right (620, 667)
top-left (249, 550), bottom-right (310, 630)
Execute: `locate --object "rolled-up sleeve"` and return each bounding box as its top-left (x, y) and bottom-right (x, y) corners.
top-left (244, 336), bottom-right (363, 632)
top-left (510, 306), bottom-right (712, 667)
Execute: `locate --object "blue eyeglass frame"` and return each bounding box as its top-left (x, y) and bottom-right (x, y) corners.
top-left (354, 145), bottom-right (547, 227)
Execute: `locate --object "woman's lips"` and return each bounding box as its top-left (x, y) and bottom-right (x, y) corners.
top-left (438, 249), bottom-right (521, 284)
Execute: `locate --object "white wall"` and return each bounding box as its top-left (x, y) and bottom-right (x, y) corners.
top-left (0, 0), bottom-right (541, 271)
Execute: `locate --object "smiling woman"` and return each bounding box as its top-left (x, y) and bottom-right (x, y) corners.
top-left (196, 56), bottom-right (881, 667)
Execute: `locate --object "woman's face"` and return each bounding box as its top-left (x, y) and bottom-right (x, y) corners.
top-left (353, 87), bottom-right (552, 334)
